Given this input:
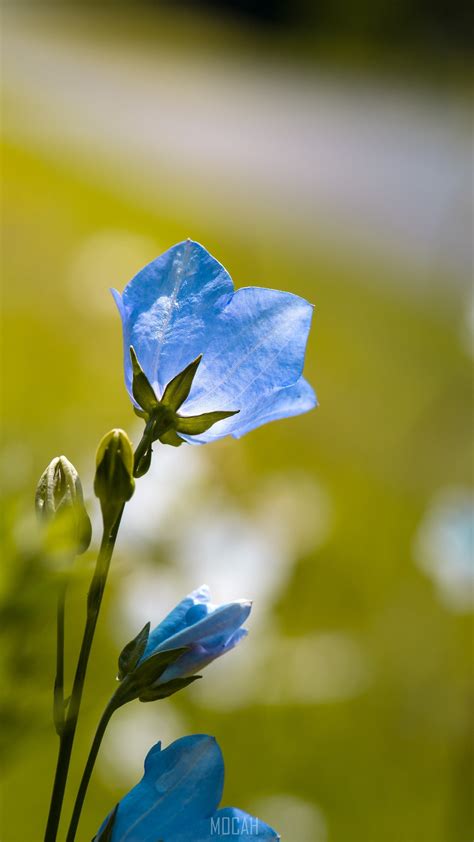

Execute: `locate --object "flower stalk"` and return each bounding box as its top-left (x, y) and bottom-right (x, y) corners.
top-left (44, 506), bottom-right (124, 842)
top-left (44, 430), bottom-right (135, 842)
top-left (65, 694), bottom-right (119, 842)
top-left (53, 580), bottom-right (67, 736)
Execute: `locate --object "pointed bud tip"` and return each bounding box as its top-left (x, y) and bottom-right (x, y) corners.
top-left (35, 454), bottom-right (91, 554)
top-left (94, 428), bottom-right (135, 515)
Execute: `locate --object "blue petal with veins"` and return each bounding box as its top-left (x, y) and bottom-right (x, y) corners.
top-left (113, 240), bottom-right (316, 442)
top-left (97, 736), bottom-right (279, 841)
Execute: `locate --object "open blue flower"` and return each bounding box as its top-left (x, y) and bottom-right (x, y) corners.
top-left (113, 240), bottom-right (316, 443)
top-left (97, 734), bottom-right (279, 841)
top-left (126, 586), bottom-right (250, 697)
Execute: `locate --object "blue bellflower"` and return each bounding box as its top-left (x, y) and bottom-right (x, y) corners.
top-left (97, 734), bottom-right (279, 841)
top-left (138, 585), bottom-right (250, 687)
top-left (113, 240), bottom-right (316, 443)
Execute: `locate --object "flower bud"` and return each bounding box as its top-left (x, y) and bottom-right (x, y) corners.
top-left (115, 645), bottom-right (194, 706)
top-left (35, 455), bottom-right (92, 555)
top-left (94, 429), bottom-right (135, 521)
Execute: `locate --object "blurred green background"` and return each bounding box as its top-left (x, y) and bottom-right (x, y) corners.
top-left (1, 3), bottom-right (472, 841)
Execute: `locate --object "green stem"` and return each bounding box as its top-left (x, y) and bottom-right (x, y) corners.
top-left (66, 696), bottom-right (119, 842)
top-left (44, 506), bottom-right (125, 842)
top-left (54, 581), bottom-right (67, 735)
top-left (133, 417), bottom-right (155, 478)
top-left (44, 729), bottom-right (74, 840)
top-left (134, 413), bottom-right (170, 478)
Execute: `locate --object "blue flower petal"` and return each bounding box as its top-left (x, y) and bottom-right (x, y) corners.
top-left (180, 376), bottom-right (317, 443)
top-left (158, 629), bottom-right (248, 683)
top-left (142, 585), bottom-right (210, 660)
top-left (109, 736), bottom-right (224, 842)
top-left (113, 240), bottom-right (234, 400)
top-left (177, 285), bottom-right (314, 441)
top-left (174, 807), bottom-right (280, 840)
top-left (229, 375), bottom-right (316, 439)
top-left (97, 737), bottom-right (280, 842)
top-left (153, 601), bottom-right (251, 653)
top-left (203, 626), bottom-right (248, 652)
top-left (185, 602), bottom-right (212, 625)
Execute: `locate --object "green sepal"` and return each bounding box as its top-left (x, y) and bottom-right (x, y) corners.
top-left (176, 410), bottom-right (239, 435)
top-left (150, 406), bottom-right (176, 442)
top-left (94, 429), bottom-right (135, 518)
top-left (139, 675), bottom-right (201, 702)
top-left (130, 346), bottom-right (159, 414)
top-left (118, 622), bottom-right (150, 681)
top-left (131, 353), bottom-right (240, 467)
top-left (131, 647), bottom-right (188, 686)
top-left (92, 804), bottom-right (118, 842)
top-left (117, 647), bottom-right (189, 704)
top-left (159, 429), bottom-right (184, 447)
top-left (161, 355), bottom-right (202, 411)
top-left (133, 405), bottom-right (147, 420)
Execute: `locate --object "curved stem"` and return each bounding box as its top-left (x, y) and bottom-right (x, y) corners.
top-left (134, 415), bottom-right (170, 478)
top-left (133, 417), bottom-right (155, 478)
top-left (66, 697), bottom-right (118, 842)
top-left (44, 507), bottom-right (125, 842)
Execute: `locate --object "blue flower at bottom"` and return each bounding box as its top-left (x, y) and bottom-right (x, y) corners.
top-left (112, 240), bottom-right (317, 443)
top-left (98, 735), bottom-right (279, 841)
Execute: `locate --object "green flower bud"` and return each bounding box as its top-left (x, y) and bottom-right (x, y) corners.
top-left (35, 455), bottom-right (92, 555)
top-left (94, 429), bottom-right (135, 521)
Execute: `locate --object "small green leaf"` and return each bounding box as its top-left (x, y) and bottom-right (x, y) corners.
top-left (175, 410), bottom-right (239, 435)
top-left (161, 355), bottom-right (202, 411)
top-left (130, 346), bottom-right (159, 414)
top-left (118, 622), bottom-right (151, 681)
top-left (92, 804), bottom-right (118, 842)
top-left (139, 675), bottom-right (201, 702)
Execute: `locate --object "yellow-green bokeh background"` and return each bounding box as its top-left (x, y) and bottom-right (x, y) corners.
top-left (1, 5), bottom-right (472, 842)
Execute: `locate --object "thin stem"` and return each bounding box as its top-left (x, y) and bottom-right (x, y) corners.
top-left (44, 506), bottom-right (125, 842)
top-left (134, 414), bottom-right (170, 478)
top-left (133, 417), bottom-right (155, 477)
top-left (44, 729), bottom-right (75, 839)
top-left (54, 581), bottom-right (67, 735)
top-left (66, 696), bottom-right (118, 842)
